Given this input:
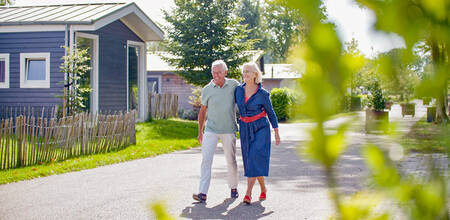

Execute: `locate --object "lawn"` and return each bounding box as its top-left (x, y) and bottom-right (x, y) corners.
top-left (0, 119), bottom-right (199, 184)
top-left (400, 117), bottom-right (450, 154)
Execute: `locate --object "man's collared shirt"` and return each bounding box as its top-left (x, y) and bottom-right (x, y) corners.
top-left (201, 78), bottom-right (239, 134)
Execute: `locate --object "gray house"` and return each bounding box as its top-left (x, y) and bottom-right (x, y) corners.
top-left (0, 3), bottom-right (163, 121)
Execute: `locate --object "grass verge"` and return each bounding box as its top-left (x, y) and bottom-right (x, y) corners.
top-left (0, 119), bottom-right (199, 184)
top-left (400, 117), bottom-right (449, 153)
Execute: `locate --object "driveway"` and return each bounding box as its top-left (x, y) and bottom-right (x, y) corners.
top-left (0, 101), bottom-right (446, 219)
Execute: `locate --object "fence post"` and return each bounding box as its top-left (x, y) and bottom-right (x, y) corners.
top-left (16, 116), bottom-right (23, 167)
top-left (130, 110), bottom-right (136, 144)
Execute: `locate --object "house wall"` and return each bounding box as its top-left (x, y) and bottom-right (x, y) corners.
top-left (263, 79), bottom-right (298, 92)
top-left (148, 71), bottom-right (200, 110)
top-left (262, 79), bottom-right (282, 92)
top-left (82, 20), bottom-right (143, 112)
top-left (163, 73), bottom-right (198, 110)
top-left (0, 31), bottom-right (65, 109)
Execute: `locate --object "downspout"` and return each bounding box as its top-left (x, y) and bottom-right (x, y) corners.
top-left (64, 24), bottom-right (69, 117)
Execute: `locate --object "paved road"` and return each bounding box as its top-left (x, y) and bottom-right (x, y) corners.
top-left (0, 101), bottom-right (446, 219)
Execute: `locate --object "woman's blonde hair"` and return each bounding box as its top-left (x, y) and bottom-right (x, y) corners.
top-left (242, 62), bottom-right (263, 84)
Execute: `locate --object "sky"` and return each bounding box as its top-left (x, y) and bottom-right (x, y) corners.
top-left (12, 0), bottom-right (405, 57)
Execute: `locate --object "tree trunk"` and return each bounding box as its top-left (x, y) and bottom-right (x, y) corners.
top-left (430, 39), bottom-right (449, 124)
top-left (436, 85), bottom-right (448, 123)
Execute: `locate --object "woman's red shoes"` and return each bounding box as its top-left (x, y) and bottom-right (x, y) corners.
top-left (259, 192), bottom-right (266, 201)
top-left (243, 195), bottom-right (251, 204)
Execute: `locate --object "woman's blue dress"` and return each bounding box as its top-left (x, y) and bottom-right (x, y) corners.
top-left (235, 83), bottom-right (278, 177)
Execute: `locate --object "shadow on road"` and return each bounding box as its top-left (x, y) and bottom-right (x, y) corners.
top-left (180, 198), bottom-right (273, 219)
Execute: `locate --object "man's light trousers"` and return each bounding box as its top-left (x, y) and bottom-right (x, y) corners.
top-left (199, 132), bottom-right (238, 194)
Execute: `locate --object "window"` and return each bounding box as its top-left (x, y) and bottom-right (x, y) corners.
top-left (20, 53), bottom-right (50, 88)
top-left (0, 54), bottom-right (9, 88)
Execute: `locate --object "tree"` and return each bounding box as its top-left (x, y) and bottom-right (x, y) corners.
top-left (263, 1), bottom-right (303, 62)
top-left (162, 0), bottom-right (253, 86)
top-left (0, 0), bottom-right (12, 6)
top-left (59, 46), bottom-right (92, 116)
top-left (344, 37), bottom-right (366, 95)
top-left (377, 48), bottom-right (420, 103)
top-left (236, 0), bottom-right (267, 50)
top-left (356, 0), bottom-right (449, 123)
top-left (262, 0), bottom-right (326, 63)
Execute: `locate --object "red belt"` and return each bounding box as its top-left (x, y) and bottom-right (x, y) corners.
top-left (240, 110), bottom-right (266, 123)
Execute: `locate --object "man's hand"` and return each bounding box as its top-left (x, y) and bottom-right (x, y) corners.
top-left (198, 132), bottom-right (203, 145)
top-left (197, 105), bottom-right (207, 146)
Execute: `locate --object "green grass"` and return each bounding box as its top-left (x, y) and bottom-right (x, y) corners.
top-left (0, 119), bottom-right (199, 184)
top-left (400, 117), bottom-right (450, 153)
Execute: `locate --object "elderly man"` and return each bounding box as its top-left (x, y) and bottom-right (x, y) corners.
top-left (193, 60), bottom-right (240, 203)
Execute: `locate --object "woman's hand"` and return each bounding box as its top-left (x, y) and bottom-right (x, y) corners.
top-left (274, 128), bottom-right (280, 145)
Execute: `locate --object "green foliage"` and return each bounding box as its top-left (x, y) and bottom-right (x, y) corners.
top-left (59, 46), bottom-right (92, 116)
top-left (369, 81), bottom-right (386, 111)
top-left (150, 202), bottom-right (175, 220)
top-left (357, 0), bottom-right (449, 123)
top-left (270, 87), bottom-right (295, 121)
top-left (237, 0), bottom-right (267, 50)
top-left (401, 117), bottom-right (450, 153)
top-left (364, 145), bottom-right (449, 220)
top-left (340, 95), bottom-right (362, 112)
top-left (0, 0), bottom-right (11, 6)
top-left (188, 87), bottom-right (202, 109)
top-left (178, 109), bottom-right (198, 121)
top-left (350, 96), bottom-right (362, 111)
top-left (162, 0), bottom-right (253, 86)
top-left (263, 1), bottom-right (304, 62)
top-left (262, 0), bottom-right (328, 62)
top-left (278, 0), bottom-right (448, 218)
top-left (376, 48), bottom-right (420, 103)
top-left (422, 97), bottom-right (431, 105)
top-left (359, 94), bottom-right (370, 109)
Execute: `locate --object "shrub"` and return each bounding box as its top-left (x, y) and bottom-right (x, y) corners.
top-left (340, 95), bottom-right (351, 112)
top-left (178, 109), bottom-right (199, 121)
top-left (422, 97), bottom-right (431, 105)
top-left (369, 82), bottom-right (386, 111)
top-left (359, 94), bottom-right (370, 109)
top-left (350, 96), bottom-right (362, 111)
top-left (270, 88), bottom-right (296, 121)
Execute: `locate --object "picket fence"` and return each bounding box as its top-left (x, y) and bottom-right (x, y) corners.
top-left (0, 109), bottom-right (136, 170)
top-left (148, 93), bottom-right (178, 119)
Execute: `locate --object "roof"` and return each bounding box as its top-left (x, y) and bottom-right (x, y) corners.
top-left (0, 3), bottom-right (164, 41)
top-left (262, 64), bottom-right (302, 79)
top-left (147, 50), bottom-right (265, 72)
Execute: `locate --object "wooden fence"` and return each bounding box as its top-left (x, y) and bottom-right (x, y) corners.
top-left (148, 93), bottom-right (178, 119)
top-left (0, 106), bottom-right (58, 120)
top-left (0, 110), bottom-right (136, 170)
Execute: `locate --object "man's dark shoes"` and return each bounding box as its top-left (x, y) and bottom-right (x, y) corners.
top-left (231, 188), bottom-right (239, 198)
top-left (193, 193), bottom-right (207, 203)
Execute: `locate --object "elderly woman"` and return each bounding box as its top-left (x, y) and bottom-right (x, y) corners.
top-left (235, 62), bottom-right (280, 204)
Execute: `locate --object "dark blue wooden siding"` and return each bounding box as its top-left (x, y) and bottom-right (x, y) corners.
top-left (0, 31), bottom-right (65, 108)
top-left (82, 20), bottom-right (143, 112)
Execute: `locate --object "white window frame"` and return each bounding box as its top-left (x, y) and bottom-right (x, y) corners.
top-left (127, 40), bottom-right (147, 121)
top-left (75, 32), bottom-right (99, 114)
top-left (20, 53), bottom-right (50, 88)
top-left (0, 54), bottom-right (10, 88)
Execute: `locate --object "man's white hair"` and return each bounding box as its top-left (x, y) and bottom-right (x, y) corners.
top-left (211, 60), bottom-right (228, 72)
